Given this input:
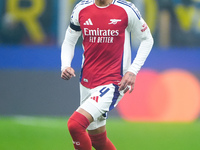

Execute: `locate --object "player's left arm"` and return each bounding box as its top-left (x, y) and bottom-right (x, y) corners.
top-left (127, 18), bottom-right (154, 75)
top-left (119, 7), bottom-right (154, 93)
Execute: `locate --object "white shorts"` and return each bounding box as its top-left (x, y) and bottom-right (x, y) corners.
top-left (78, 83), bottom-right (124, 130)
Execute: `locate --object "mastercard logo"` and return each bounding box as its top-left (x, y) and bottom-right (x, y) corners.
top-left (117, 69), bottom-right (200, 122)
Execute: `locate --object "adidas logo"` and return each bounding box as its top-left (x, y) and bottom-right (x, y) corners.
top-left (90, 96), bottom-right (99, 103)
top-left (83, 18), bottom-right (93, 25)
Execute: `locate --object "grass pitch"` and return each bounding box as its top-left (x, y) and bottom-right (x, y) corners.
top-left (0, 116), bottom-right (200, 150)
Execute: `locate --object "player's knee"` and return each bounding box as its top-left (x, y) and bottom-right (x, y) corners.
top-left (67, 118), bottom-right (77, 134)
top-left (68, 117), bottom-right (85, 135)
top-left (67, 112), bottom-right (90, 134)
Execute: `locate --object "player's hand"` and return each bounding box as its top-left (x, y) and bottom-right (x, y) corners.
top-left (118, 71), bottom-right (136, 94)
top-left (61, 67), bottom-right (76, 80)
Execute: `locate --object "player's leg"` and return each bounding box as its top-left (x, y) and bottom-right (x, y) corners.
top-left (67, 84), bottom-right (96, 149)
top-left (67, 83), bottom-right (95, 149)
top-left (67, 108), bottom-right (93, 150)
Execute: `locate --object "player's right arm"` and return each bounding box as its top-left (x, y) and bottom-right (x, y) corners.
top-left (61, 26), bottom-right (81, 80)
top-left (61, 3), bottom-right (82, 80)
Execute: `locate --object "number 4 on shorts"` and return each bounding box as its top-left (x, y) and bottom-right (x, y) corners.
top-left (99, 87), bottom-right (110, 97)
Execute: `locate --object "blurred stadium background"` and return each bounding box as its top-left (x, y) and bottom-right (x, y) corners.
top-left (0, 0), bottom-right (200, 149)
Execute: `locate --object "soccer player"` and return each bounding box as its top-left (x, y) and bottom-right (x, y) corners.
top-left (61, 0), bottom-right (153, 149)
